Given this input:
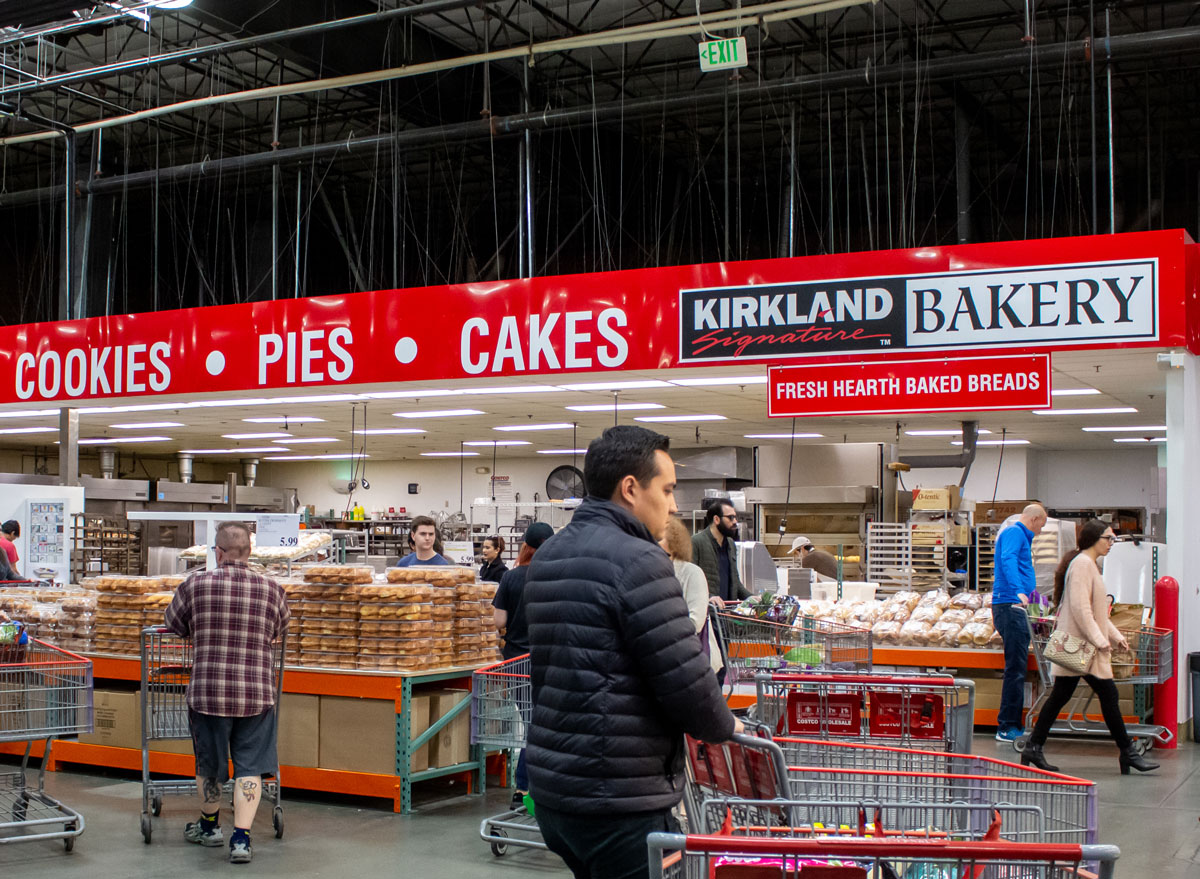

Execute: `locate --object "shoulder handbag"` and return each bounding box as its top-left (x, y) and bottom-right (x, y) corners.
top-left (1045, 628), bottom-right (1096, 674)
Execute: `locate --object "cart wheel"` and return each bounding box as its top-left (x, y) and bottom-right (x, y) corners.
top-left (490, 828), bottom-right (509, 857)
top-left (141, 812), bottom-right (153, 844)
top-left (1013, 735), bottom-right (1028, 753)
top-left (64, 834), bottom-right (75, 853)
top-left (12, 793), bottom-right (27, 822)
top-left (273, 806), bottom-right (284, 839)
top-left (1133, 738), bottom-right (1149, 756)
top-left (151, 795), bottom-right (162, 817)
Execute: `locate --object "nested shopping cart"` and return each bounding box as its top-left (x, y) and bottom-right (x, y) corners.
top-left (648, 832), bottom-right (1121, 879)
top-left (470, 653), bottom-right (543, 857)
top-left (755, 671), bottom-right (976, 753)
top-left (139, 627), bottom-right (285, 844)
top-left (0, 637), bottom-right (92, 852)
top-left (1019, 617), bottom-right (1175, 753)
top-left (709, 608), bottom-right (873, 687)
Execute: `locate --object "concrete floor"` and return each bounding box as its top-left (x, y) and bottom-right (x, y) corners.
top-left (0, 733), bottom-right (1196, 877)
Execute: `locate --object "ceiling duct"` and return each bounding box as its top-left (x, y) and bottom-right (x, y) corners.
top-left (177, 452), bottom-right (194, 484)
top-left (898, 421), bottom-right (979, 491)
top-left (242, 459), bottom-right (258, 488)
top-left (97, 447), bottom-right (116, 479)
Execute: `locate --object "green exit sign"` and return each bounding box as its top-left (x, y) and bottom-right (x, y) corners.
top-left (698, 36), bottom-right (747, 73)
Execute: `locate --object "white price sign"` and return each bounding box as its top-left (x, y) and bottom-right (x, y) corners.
top-left (257, 514), bottom-right (301, 549)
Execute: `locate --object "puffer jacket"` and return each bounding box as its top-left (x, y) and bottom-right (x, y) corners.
top-left (524, 498), bottom-right (736, 814)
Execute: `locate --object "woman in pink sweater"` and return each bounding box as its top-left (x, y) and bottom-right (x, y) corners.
top-left (1021, 519), bottom-right (1159, 775)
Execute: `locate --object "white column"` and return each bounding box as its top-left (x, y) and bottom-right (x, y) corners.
top-left (1164, 351), bottom-right (1200, 720)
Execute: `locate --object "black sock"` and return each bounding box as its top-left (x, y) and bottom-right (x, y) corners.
top-left (200, 811), bottom-right (219, 831)
top-left (231, 827), bottom-right (251, 844)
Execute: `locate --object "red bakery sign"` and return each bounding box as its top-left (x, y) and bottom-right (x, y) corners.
top-left (767, 354), bottom-right (1051, 416)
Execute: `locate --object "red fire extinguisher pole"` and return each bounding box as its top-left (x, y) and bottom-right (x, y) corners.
top-left (1153, 576), bottom-right (1179, 749)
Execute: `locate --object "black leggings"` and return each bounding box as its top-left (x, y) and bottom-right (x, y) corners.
top-left (1029, 674), bottom-right (1131, 750)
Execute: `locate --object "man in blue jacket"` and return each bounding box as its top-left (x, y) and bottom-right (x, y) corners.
top-left (992, 503), bottom-right (1047, 742)
top-left (524, 425), bottom-right (742, 879)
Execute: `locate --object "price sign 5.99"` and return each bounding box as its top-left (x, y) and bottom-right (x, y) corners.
top-left (256, 514), bottom-right (301, 549)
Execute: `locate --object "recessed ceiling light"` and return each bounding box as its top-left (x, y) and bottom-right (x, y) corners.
top-left (462, 440), bottom-right (533, 446)
top-left (537, 449), bottom-right (589, 454)
top-left (557, 380), bottom-right (673, 391)
top-left (1051, 388), bottom-right (1101, 396)
top-left (222, 432), bottom-right (292, 440)
top-left (1032, 407), bottom-right (1137, 416)
top-left (1081, 425), bottom-right (1166, 432)
top-left (179, 447), bottom-right (287, 454)
top-left (951, 439), bottom-right (1030, 446)
top-left (109, 421), bottom-right (184, 429)
top-left (393, 409), bottom-right (484, 418)
top-left (905, 429), bottom-right (994, 437)
top-left (78, 436), bottom-right (173, 445)
top-left (635, 414), bottom-right (727, 423)
top-left (671, 376), bottom-right (768, 387)
top-left (264, 453), bottom-right (364, 461)
top-left (494, 423), bottom-right (575, 431)
top-left (355, 428), bottom-right (427, 435)
top-left (0, 409), bottom-right (60, 419)
top-left (276, 438), bottom-right (339, 444)
top-left (0, 426), bottom-right (59, 435)
top-left (565, 403), bottom-right (665, 412)
top-left (242, 416), bottom-right (325, 424)
top-left (420, 451), bottom-right (480, 457)
top-left (1113, 437), bottom-right (1168, 443)
top-left (743, 433), bottom-right (824, 439)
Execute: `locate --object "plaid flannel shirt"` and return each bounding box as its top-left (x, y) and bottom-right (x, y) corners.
top-left (164, 561), bottom-right (290, 717)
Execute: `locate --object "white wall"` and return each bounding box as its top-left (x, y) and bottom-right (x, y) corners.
top-left (906, 448), bottom-right (1031, 504)
top-left (1029, 449), bottom-right (1158, 509)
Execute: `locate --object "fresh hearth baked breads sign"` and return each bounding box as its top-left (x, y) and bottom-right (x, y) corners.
top-left (0, 230), bottom-right (1189, 405)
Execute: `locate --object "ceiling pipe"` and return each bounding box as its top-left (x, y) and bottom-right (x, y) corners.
top-left (898, 421), bottom-right (979, 491)
top-left (176, 452), bottom-right (194, 484)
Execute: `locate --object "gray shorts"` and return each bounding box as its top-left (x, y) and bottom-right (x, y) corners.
top-left (188, 708), bottom-right (277, 782)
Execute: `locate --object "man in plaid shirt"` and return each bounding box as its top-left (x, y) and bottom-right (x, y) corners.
top-left (165, 521), bottom-right (289, 864)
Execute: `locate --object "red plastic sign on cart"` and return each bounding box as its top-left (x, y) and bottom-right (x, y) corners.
top-left (868, 692), bottom-right (945, 740)
top-left (785, 690), bottom-right (862, 736)
top-left (768, 353), bottom-right (1051, 417)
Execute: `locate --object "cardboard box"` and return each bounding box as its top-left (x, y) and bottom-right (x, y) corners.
top-left (912, 486), bottom-right (961, 511)
top-left (278, 693), bottom-right (319, 768)
top-left (975, 501), bottom-right (1037, 524)
top-left (78, 689), bottom-right (142, 750)
top-left (430, 689), bottom-right (471, 769)
top-left (408, 693), bottom-right (432, 773)
top-left (317, 694), bottom-right (434, 775)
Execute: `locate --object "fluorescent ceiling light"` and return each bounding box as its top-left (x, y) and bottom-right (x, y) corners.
top-left (264, 453), bottom-right (364, 461)
top-left (744, 433), bottom-right (824, 439)
top-left (1081, 425), bottom-right (1166, 433)
top-left (1051, 388), bottom-right (1101, 396)
top-left (557, 380), bottom-right (672, 391)
top-left (462, 440), bottom-right (532, 446)
top-left (393, 409), bottom-right (484, 418)
top-left (0, 426), bottom-right (58, 435)
top-left (222, 432), bottom-right (292, 440)
top-left (671, 376), bottom-right (768, 387)
top-left (109, 421), bottom-right (184, 429)
top-left (421, 451), bottom-right (479, 457)
top-left (1032, 407), bottom-right (1137, 416)
top-left (1114, 437), bottom-right (1168, 443)
top-left (905, 428), bottom-right (994, 437)
top-left (242, 416), bottom-right (325, 424)
top-left (356, 428), bottom-right (426, 435)
top-left (566, 403), bottom-right (665, 412)
top-left (180, 447), bottom-right (287, 454)
top-left (0, 409), bottom-right (59, 419)
top-left (538, 449), bottom-right (588, 454)
top-left (365, 390), bottom-right (460, 399)
top-left (494, 423), bottom-right (575, 431)
top-left (261, 394), bottom-right (363, 405)
top-left (78, 436), bottom-right (173, 445)
top-left (636, 414), bottom-right (727, 423)
top-left (951, 439), bottom-right (1030, 446)
top-left (276, 438), bottom-right (339, 444)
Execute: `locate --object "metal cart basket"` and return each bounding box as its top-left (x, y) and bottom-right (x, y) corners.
top-left (0, 637), bottom-right (92, 852)
top-left (710, 608), bottom-right (873, 687)
top-left (755, 672), bottom-right (976, 753)
top-left (1020, 617), bottom-right (1174, 753)
top-left (470, 653), bottom-right (543, 857)
top-left (139, 627), bottom-right (285, 844)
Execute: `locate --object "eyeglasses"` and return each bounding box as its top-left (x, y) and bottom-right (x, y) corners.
top-left (1100, 535), bottom-right (1116, 542)
top-left (214, 544), bottom-right (229, 553)
top-left (720, 514), bottom-right (738, 521)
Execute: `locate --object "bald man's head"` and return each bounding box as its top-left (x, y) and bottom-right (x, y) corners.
top-left (1021, 503), bottom-right (1047, 535)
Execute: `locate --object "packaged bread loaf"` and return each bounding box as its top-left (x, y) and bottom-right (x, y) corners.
top-left (929, 620), bottom-right (963, 645)
top-left (359, 584), bottom-right (433, 602)
top-left (899, 619), bottom-right (934, 645)
top-left (909, 605), bottom-right (943, 624)
top-left (917, 590), bottom-right (951, 610)
top-left (358, 619), bottom-right (435, 636)
top-left (938, 608), bottom-right (972, 626)
top-left (871, 620), bottom-right (903, 644)
top-left (303, 565), bottom-right (374, 585)
top-left (949, 591), bottom-right (983, 610)
top-left (970, 608), bottom-right (993, 624)
top-left (956, 621), bottom-right (993, 646)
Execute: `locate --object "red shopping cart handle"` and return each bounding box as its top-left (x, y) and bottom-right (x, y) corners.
top-left (677, 834), bottom-right (1090, 862)
top-left (766, 672), bottom-right (957, 687)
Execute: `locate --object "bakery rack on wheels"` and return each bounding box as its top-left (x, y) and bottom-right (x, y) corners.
top-left (470, 653), bottom-right (544, 857)
top-left (0, 637), bottom-right (93, 852)
top-left (648, 833), bottom-right (1121, 879)
top-left (1018, 616), bottom-right (1175, 754)
top-left (755, 671), bottom-right (977, 753)
top-left (708, 608), bottom-right (873, 688)
top-left (138, 627), bottom-right (286, 844)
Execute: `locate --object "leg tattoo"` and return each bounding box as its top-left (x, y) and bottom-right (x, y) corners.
top-left (239, 779), bottom-right (258, 803)
top-left (202, 777), bottom-right (221, 805)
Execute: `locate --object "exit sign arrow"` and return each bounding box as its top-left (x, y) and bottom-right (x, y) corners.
top-left (698, 36), bottom-right (748, 73)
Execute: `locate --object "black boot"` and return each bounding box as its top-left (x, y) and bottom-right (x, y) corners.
top-left (1119, 745), bottom-right (1159, 775)
top-left (1020, 743), bottom-right (1059, 773)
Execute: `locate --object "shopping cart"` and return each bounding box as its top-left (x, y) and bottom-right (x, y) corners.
top-left (471, 653), bottom-right (543, 857)
top-left (755, 672), bottom-right (976, 753)
top-left (139, 627), bottom-right (285, 844)
top-left (709, 608), bottom-right (873, 687)
top-left (1019, 617), bottom-right (1175, 753)
top-left (0, 637), bottom-right (92, 851)
top-left (648, 832), bottom-right (1121, 879)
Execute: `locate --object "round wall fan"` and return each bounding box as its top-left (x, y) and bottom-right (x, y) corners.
top-left (546, 465), bottom-right (586, 500)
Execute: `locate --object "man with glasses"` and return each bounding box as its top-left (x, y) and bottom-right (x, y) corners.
top-left (691, 499), bottom-right (750, 604)
top-left (165, 521), bottom-right (290, 864)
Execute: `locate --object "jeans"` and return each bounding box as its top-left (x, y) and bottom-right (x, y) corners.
top-left (1029, 674), bottom-right (1132, 751)
top-left (536, 803), bottom-right (679, 879)
top-left (514, 749), bottom-right (528, 791)
top-left (991, 603), bottom-right (1031, 730)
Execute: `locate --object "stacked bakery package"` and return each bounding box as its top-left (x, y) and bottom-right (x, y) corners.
top-left (787, 589), bottom-right (998, 649)
top-left (289, 565), bottom-right (373, 670)
top-left (382, 566), bottom-right (501, 670)
top-left (81, 575), bottom-right (183, 655)
top-left (0, 586), bottom-right (90, 645)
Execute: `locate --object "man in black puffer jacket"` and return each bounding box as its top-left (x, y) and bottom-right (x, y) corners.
top-left (524, 425), bottom-right (741, 879)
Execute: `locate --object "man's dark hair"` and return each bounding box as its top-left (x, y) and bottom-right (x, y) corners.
top-left (409, 515), bottom-right (438, 535)
top-left (703, 498), bottom-right (735, 526)
top-left (0, 520), bottom-right (18, 538)
top-left (584, 425), bottom-right (670, 501)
